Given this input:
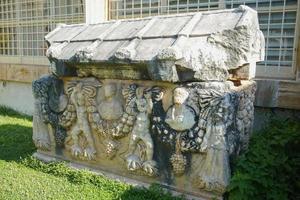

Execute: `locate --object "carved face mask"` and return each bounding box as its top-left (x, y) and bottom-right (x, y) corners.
top-left (104, 84), bottom-right (117, 98)
top-left (173, 88), bottom-right (189, 105)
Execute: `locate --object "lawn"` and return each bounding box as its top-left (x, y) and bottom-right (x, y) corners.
top-left (0, 107), bottom-right (184, 200)
top-left (0, 106), bottom-right (299, 200)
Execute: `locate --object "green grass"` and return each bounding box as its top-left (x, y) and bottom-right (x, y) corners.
top-left (3, 106), bottom-right (298, 200)
top-left (0, 107), bottom-right (185, 200)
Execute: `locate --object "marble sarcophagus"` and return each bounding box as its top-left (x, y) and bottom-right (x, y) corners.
top-left (32, 5), bottom-right (264, 199)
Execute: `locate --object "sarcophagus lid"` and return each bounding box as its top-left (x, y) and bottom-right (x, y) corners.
top-left (45, 5), bottom-right (264, 82)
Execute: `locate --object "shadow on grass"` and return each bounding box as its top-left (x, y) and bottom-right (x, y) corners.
top-left (0, 106), bottom-right (32, 121)
top-left (0, 107), bottom-right (186, 200)
top-left (0, 124), bottom-right (35, 161)
top-left (118, 184), bottom-right (186, 200)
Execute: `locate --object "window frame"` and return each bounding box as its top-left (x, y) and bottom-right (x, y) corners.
top-left (107, 0), bottom-right (300, 80)
top-left (0, 0), bottom-right (85, 66)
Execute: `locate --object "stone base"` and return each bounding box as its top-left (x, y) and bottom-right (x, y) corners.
top-left (33, 151), bottom-right (221, 200)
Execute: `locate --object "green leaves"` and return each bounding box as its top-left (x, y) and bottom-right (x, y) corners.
top-left (228, 118), bottom-right (300, 200)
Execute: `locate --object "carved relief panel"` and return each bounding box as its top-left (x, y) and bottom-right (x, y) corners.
top-left (33, 75), bottom-right (256, 196)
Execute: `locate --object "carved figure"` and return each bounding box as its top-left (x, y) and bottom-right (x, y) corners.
top-left (191, 89), bottom-right (236, 193)
top-left (163, 88), bottom-right (194, 175)
top-left (95, 83), bottom-right (126, 158)
top-left (98, 83), bottom-right (123, 120)
top-left (166, 87), bottom-right (196, 131)
top-left (96, 83), bottom-right (135, 140)
top-left (32, 75), bottom-right (67, 151)
top-left (126, 87), bottom-right (157, 176)
top-left (60, 78), bottom-right (101, 160)
top-left (32, 96), bottom-right (51, 151)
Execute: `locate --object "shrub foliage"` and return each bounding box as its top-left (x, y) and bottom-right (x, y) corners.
top-left (228, 118), bottom-right (300, 200)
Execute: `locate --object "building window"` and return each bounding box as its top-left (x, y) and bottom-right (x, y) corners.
top-left (109, 0), bottom-right (299, 79)
top-left (0, 0), bottom-right (85, 57)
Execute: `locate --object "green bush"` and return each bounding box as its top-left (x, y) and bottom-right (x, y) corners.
top-left (228, 118), bottom-right (300, 200)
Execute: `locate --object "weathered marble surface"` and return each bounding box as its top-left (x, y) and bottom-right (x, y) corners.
top-left (45, 5), bottom-right (264, 82)
top-left (33, 5), bottom-right (264, 199)
top-left (32, 78), bottom-right (256, 196)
